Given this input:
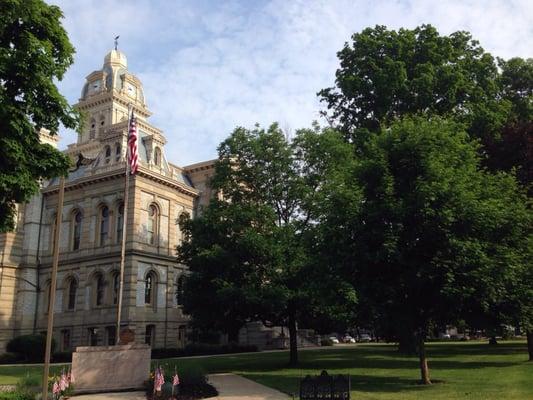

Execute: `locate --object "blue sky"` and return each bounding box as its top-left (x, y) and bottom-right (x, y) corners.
top-left (49, 0), bottom-right (533, 166)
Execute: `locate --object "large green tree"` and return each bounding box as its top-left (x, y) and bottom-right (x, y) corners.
top-left (318, 25), bottom-right (510, 142)
top-left (0, 0), bottom-right (78, 231)
top-left (319, 116), bottom-right (531, 383)
top-left (178, 123), bottom-right (357, 365)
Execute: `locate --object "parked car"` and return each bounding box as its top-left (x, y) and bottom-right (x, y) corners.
top-left (329, 336), bottom-right (340, 344)
top-left (342, 335), bottom-right (356, 343)
top-left (358, 334), bottom-right (372, 342)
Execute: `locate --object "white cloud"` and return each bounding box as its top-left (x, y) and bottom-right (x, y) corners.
top-left (50, 0), bottom-right (533, 165)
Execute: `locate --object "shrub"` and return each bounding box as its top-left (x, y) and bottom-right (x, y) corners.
top-left (6, 334), bottom-right (55, 362)
top-left (52, 351), bottom-right (72, 363)
top-left (0, 352), bottom-right (22, 364)
top-left (321, 338), bottom-right (334, 346)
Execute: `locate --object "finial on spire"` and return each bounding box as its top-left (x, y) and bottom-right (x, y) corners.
top-left (114, 35), bottom-right (120, 51)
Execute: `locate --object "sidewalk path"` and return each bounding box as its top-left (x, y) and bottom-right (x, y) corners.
top-left (209, 373), bottom-right (290, 400)
top-left (73, 391), bottom-right (146, 399)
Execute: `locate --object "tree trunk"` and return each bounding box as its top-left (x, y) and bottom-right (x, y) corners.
top-left (527, 330), bottom-right (533, 361)
top-left (288, 310), bottom-right (298, 366)
top-left (418, 336), bottom-right (431, 385)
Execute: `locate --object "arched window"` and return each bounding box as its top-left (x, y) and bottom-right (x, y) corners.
top-left (112, 272), bottom-right (120, 305)
top-left (104, 146), bottom-right (111, 164)
top-left (176, 275), bottom-right (184, 306)
top-left (49, 213), bottom-right (57, 253)
top-left (145, 272), bottom-right (156, 305)
top-left (147, 204), bottom-right (158, 245)
top-left (94, 273), bottom-right (105, 307)
top-left (116, 203), bottom-right (124, 243)
top-left (67, 278), bottom-right (77, 311)
top-left (154, 147), bottom-right (161, 166)
top-left (99, 206), bottom-right (109, 245)
top-left (115, 143), bottom-right (121, 162)
top-left (72, 211), bottom-right (82, 250)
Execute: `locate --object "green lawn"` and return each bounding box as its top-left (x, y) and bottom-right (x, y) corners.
top-left (0, 341), bottom-right (531, 400)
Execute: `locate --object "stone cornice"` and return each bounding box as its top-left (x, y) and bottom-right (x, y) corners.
top-left (42, 164), bottom-right (198, 197)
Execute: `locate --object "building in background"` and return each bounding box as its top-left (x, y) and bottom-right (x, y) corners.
top-left (0, 49), bottom-right (215, 351)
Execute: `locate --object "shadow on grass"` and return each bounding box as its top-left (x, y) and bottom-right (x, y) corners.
top-left (240, 372), bottom-right (434, 396)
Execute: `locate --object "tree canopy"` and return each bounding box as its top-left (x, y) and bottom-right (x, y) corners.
top-left (318, 116), bottom-right (531, 383)
top-left (318, 25), bottom-right (511, 142)
top-left (178, 123), bottom-right (357, 365)
top-left (0, 0), bottom-right (78, 231)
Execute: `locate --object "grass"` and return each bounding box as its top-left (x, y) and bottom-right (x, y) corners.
top-left (0, 341), bottom-right (531, 399)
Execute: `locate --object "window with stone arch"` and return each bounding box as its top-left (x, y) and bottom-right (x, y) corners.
top-left (116, 202), bottom-right (124, 244)
top-left (71, 210), bottom-right (83, 251)
top-left (115, 143), bottom-right (121, 162)
top-left (153, 147), bottom-right (162, 167)
top-left (49, 212), bottom-right (57, 253)
top-left (98, 205), bottom-right (110, 246)
top-left (93, 272), bottom-right (105, 307)
top-left (104, 145), bottom-right (111, 164)
top-left (147, 204), bottom-right (159, 245)
top-left (144, 271), bottom-right (157, 306)
top-left (66, 277), bottom-right (78, 311)
top-left (111, 271), bottom-right (120, 305)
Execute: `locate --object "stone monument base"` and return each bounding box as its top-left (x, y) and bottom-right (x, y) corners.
top-left (71, 344), bottom-right (151, 393)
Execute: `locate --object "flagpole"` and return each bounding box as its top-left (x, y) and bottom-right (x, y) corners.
top-left (116, 104), bottom-right (133, 344)
top-left (42, 176), bottom-right (65, 400)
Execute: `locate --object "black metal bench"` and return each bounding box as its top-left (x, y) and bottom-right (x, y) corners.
top-left (299, 370), bottom-right (350, 400)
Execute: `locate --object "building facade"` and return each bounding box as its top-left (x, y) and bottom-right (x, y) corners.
top-left (0, 49), bottom-right (215, 352)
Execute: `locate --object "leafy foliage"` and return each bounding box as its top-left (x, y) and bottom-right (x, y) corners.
top-left (318, 25), bottom-right (510, 142)
top-left (318, 116), bottom-right (531, 381)
top-left (0, 0), bottom-right (78, 231)
top-left (178, 123), bottom-right (357, 364)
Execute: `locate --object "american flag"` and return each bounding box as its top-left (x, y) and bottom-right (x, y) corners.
top-left (128, 111), bottom-right (139, 175)
top-left (154, 366), bottom-right (165, 392)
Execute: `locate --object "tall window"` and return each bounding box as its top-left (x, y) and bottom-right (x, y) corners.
top-left (176, 276), bottom-right (184, 306)
top-left (154, 147), bottom-right (161, 166)
top-left (99, 206), bottom-right (109, 245)
top-left (116, 203), bottom-right (124, 243)
top-left (106, 326), bottom-right (116, 345)
top-left (49, 213), bottom-right (57, 253)
top-left (61, 329), bottom-right (71, 351)
top-left (95, 274), bottom-right (105, 307)
top-left (67, 278), bottom-right (77, 310)
top-left (112, 272), bottom-right (120, 305)
top-left (145, 272), bottom-right (156, 305)
top-left (88, 328), bottom-right (98, 346)
top-left (145, 325), bottom-right (155, 347)
top-left (72, 211), bottom-right (82, 250)
top-left (104, 145), bottom-right (111, 163)
top-left (147, 205), bottom-right (158, 245)
top-left (115, 143), bottom-right (121, 162)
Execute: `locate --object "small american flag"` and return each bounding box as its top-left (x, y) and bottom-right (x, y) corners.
top-left (154, 366), bottom-right (165, 392)
top-left (128, 111), bottom-right (139, 175)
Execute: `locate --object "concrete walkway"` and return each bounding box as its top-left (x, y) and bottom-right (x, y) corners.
top-left (209, 373), bottom-right (290, 400)
top-left (74, 392), bottom-right (146, 400)
top-left (72, 373), bottom-right (289, 400)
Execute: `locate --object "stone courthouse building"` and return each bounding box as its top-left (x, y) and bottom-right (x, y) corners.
top-left (0, 49), bottom-right (216, 351)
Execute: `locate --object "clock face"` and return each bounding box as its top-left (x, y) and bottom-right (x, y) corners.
top-left (126, 83), bottom-right (137, 97)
